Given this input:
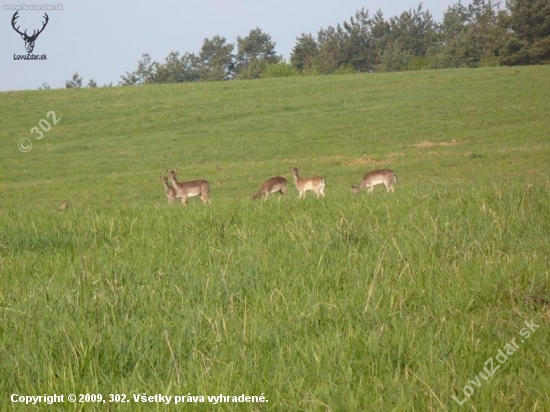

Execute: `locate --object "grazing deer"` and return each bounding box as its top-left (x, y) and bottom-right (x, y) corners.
top-left (159, 175), bottom-right (177, 205)
top-left (290, 167), bottom-right (325, 198)
top-left (58, 200), bottom-right (69, 211)
top-left (252, 176), bottom-right (288, 201)
top-left (166, 169), bottom-right (211, 206)
top-left (351, 169), bottom-right (397, 194)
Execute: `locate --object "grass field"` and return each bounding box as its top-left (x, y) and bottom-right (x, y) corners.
top-left (1, 66), bottom-right (549, 410)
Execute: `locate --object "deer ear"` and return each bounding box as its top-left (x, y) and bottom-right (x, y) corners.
top-left (21, 34), bottom-right (25, 39)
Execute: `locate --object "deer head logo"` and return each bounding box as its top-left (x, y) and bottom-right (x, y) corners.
top-left (11, 11), bottom-right (49, 53)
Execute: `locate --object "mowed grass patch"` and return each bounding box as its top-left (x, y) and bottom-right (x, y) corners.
top-left (1, 67), bottom-right (549, 410)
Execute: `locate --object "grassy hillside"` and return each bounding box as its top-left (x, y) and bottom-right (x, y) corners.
top-left (1, 67), bottom-right (549, 410)
top-left (1, 66), bottom-right (548, 207)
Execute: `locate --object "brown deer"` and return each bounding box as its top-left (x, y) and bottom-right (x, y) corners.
top-left (159, 175), bottom-right (177, 205)
top-left (290, 167), bottom-right (325, 198)
top-left (166, 169), bottom-right (211, 206)
top-left (58, 201), bottom-right (69, 211)
top-left (352, 169), bottom-right (397, 194)
top-left (252, 176), bottom-right (288, 201)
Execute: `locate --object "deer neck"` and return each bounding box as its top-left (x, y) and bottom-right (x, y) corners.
top-left (169, 176), bottom-right (180, 187)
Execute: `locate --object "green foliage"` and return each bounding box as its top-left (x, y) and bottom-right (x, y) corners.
top-left (386, 4), bottom-right (438, 59)
top-left (378, 39), bottom-right (414, 72)
top-left (289, 0), bottom-right (549, 75)
top-left (117, 1), bottom-right (550, 87)
top-left (290, 33), bottom-right (318, 72)
top-left (2, 67), bottom-right (550, 410)
top-left (198, 36), bottom-right (234, 81)
top-left (341, 8), bottom-right (376, 72)
top-left (333, 63), bottom-right (357, 75)
top-left (262, 62), bottom-right (299, 78)
top-left (406, 56), bottom-right (431, 70)
top-left (291, 4), bottom-right (439, 74)
top-left (234, 58), bottom-right (267, 80)
top-left (235, 28), bottom-right (281, 79)
top-left (121, 53), bottom-right (157, 86)
top-left (433, 0), bottom-right (505, 69)
top-left (500, 0), bottom-right (550, 65)
top-left (65, 72), bottom-right (82, 89)
top-left (153, 51), bottom-right (200, 84)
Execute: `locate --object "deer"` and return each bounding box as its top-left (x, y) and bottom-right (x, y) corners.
top-left (159, 175), bottom-right (177, 205)
top-left (166, 169), bottom-right (211, 206)
top-left (11, 11), bottom-right (49, 53)
top-left (58, 201), bottom-right (69, 211)
top-left (351, 169), bottom-right (397, 194)
top-left (290, 167), bottom-right (325, 198)
top-left (252, 176), bottom-right (288, 201)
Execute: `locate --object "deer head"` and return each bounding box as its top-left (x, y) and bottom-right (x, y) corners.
top-left (12, 11), bottom-right (49, 53)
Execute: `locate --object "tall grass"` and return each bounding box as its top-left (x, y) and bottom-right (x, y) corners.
top-left (1, 67), bottom-right (549, 410)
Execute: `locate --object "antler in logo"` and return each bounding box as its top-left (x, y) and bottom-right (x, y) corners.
top-left (11, 11), bottom-right (49, 53)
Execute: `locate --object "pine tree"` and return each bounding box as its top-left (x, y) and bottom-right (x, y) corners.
top-left (65, 73), bottom-right (82, 89)
top-left (235, 28), bottom-right (281, 79)
top-left (290, 33), bottom-right (318, 73)
top-left (499, 0), bottom-right (550, 65)
top-left (199, 36), bottom-right (234, 81)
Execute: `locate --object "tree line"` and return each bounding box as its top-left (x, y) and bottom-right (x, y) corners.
top-left (291, 0), bottom-right (549, 74)
top-left (60, 0), bottom-right (548, 88)
top-left (120, 27), bottom-right (282, 85)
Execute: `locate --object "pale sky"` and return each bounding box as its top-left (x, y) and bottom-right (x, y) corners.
top-left (1, 0), bottom-right (460, 91)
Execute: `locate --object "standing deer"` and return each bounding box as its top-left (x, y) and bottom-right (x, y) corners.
top-left (351, 169), bottom-right (397, 194)
top-left (166, 169), bottom-right (211, 206)
top-left (11, 11), bottom-right (49, 53)
top-left (290, 167), bottom-right (325, 198)
top-left (159, 175), bottom-right (177, 205)
top-left (252, 176), bottom-right (288, 201)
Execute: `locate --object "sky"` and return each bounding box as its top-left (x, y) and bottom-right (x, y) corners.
top-left (1, 0), bottom-right (461, 92)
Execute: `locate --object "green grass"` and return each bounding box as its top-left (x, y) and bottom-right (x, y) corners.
top-left (1, 67), bottom-right (549, 410)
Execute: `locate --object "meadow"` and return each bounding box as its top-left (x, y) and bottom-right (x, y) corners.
top-left (0, 66), bottom-right (549, 411)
